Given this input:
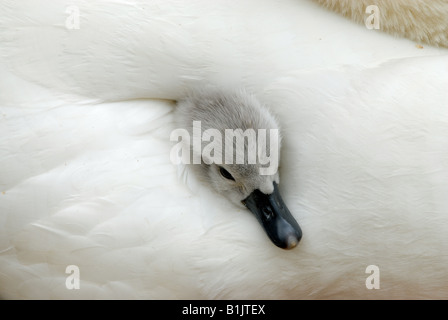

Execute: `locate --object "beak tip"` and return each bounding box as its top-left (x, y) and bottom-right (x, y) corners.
top-left (283, 233), bottom-right (302, 250)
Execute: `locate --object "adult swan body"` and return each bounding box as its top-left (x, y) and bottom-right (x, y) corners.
top-left (0, 0), bottom-right (447, 299)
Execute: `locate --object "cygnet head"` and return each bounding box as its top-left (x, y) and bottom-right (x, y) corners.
top-left (174, 89), bottom-right (302, 249)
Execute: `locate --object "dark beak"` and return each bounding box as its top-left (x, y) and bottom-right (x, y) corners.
top-left (242, 182), bottom-right (302, 249)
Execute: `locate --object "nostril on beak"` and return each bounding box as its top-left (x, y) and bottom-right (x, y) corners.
top-left (262, 207), bottom-right (273, 220)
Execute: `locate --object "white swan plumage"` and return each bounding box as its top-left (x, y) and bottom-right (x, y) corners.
top-left (1, 0), bottom-right (448, 299)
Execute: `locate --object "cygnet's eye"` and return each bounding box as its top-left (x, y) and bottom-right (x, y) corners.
top-left (219, 167), bottom-right (235, 181)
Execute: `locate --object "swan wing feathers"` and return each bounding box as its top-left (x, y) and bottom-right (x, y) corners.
top-left (1, 0), bottom-right (448, 299)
